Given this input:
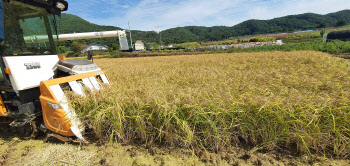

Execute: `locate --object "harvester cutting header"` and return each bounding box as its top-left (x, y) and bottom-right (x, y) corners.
top-left (0, 0), bottom-right (120, 142)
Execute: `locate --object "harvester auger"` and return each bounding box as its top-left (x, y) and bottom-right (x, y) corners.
top-left (0, 0), bottom-right (125, 142)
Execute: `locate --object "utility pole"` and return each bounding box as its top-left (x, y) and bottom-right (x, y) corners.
top-left (159, 30), bottom-right (162, 50)
top-left (128, 21), bottom-right (133, 52)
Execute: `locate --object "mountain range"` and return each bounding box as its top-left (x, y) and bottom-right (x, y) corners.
top-left (59, 10), bottom-right (350, 46)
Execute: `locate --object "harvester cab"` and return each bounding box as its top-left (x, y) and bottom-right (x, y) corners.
top-left (0, 0), bottom-right (111, 142)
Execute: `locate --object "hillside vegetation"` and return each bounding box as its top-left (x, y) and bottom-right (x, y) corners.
top-left (59, 10), bottom-right (350, 46)
top-left (59, 14), bottom-right (122, 33)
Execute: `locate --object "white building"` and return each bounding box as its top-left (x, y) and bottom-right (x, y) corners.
top-left (133, 40), bottom-right (145, 51)
top-left (82, 44), bottom-right (109, 53)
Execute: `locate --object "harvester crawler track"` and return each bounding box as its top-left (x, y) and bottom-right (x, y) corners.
top-left (13, 120), bottom-right (39, 139)
top-left (0, 118), bottom-right (39, 139)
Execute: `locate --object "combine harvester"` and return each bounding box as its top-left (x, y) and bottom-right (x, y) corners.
top-left (0, 0), bottom-right (127, 142)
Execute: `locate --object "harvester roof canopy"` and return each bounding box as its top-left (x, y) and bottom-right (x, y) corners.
top-left (11, 0), bottom-right (68, 14)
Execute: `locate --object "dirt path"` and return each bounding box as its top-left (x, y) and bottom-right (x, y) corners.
top-left (0, 137), bottom-right (349, 166)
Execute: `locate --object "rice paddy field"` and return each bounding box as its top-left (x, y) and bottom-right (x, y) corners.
top-left (1, 51), bottom-right (350, 165)
top-left (73, 51), bottom-right (350, 163)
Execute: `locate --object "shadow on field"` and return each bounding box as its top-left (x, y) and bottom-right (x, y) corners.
top-left (0, 123), bottom-right (16, 140)
top-left (0, 123), bottom-right (47, 143)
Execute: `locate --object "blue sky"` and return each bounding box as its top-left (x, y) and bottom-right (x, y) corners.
top-left (66, 0), bottom-right (350, 31)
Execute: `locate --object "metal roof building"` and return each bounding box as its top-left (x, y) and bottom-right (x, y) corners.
top-left (82, 43), bottom-right (109, 53)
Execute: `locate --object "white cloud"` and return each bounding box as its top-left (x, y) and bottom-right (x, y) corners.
top-left (67, 0), bottom-right (350, 31)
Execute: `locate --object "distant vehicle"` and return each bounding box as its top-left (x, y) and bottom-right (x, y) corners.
top-left (324, 30), bottom-right (350, 41)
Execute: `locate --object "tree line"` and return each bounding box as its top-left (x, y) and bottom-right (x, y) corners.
top-left (58, 10), bottom-right (350, 48)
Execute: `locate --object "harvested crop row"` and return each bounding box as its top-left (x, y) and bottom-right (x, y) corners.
top-left (71, 51), bottom-right (350, 158)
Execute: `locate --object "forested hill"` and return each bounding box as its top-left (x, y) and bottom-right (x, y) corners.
top-left (59, 14), bottom-right (123, 33)
top-left (59, 10), bottom-right (350, 45)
